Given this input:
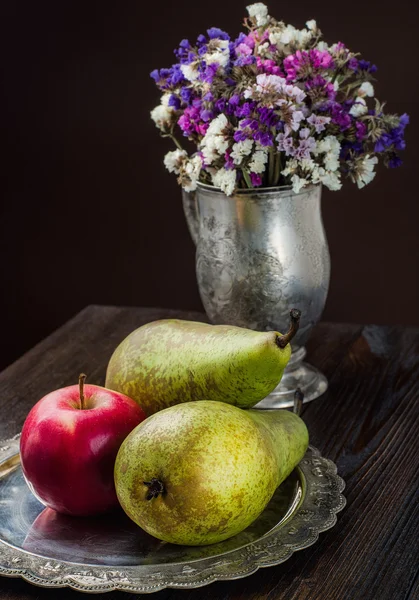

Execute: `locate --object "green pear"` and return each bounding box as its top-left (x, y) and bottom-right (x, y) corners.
top-left (114, 400), bottom-right (308, 546)
top-left (105, 309), bottom-right (301, 416)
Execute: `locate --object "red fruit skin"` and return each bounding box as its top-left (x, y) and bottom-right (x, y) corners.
top-left (20, 384), bottom-right (146, 516)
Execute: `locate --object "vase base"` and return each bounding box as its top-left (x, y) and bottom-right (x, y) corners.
top-left (254, 362), bottom-right (328, 410)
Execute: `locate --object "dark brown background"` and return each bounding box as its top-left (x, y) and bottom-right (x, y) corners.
top-left (1, 0), bottom-right (418, 370)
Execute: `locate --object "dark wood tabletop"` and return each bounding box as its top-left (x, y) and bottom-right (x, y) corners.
top-left (0, 305), bottom-right (418, 600)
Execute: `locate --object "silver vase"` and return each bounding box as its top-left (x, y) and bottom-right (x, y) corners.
top-left (182, 182), bottom-right (329, 408)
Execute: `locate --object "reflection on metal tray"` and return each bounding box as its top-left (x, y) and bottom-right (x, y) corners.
top-left (0, 435), bottom-right (345, 594)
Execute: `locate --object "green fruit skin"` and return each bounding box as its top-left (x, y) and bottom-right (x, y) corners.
top-left (105, 320), bottom-right (292, 416)
top-left (114, 401), bottom-right (308, 546)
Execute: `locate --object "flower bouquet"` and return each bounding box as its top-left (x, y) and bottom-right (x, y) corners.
top-left (150, 3), bottom-right (408, 196)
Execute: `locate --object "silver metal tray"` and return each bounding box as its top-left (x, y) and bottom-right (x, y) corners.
top-left (0, 435), bottom-right (345, 594)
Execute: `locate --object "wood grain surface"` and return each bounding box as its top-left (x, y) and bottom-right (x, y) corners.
top-left (0, 305), bottom-right (418, 600)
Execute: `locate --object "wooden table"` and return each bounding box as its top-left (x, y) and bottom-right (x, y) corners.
top-left (0, 306), bottom-right (418, 600)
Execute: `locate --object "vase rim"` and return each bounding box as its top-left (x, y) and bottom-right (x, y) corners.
top-left (196, 181), bottom-right (321, 197)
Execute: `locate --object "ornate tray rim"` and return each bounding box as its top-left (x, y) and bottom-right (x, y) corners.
top-left (0, 434), bottom-right (346, 594)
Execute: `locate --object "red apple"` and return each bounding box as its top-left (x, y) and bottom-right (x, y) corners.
top-left (20, 374), bottom-right (146, 516)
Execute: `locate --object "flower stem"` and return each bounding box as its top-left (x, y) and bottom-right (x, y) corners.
top-left (268, 148), bottom-right (275, 185)
top-left (273, 152), bottom-right (282, 185)
top-left (242, 170), bottom-right (253, 188)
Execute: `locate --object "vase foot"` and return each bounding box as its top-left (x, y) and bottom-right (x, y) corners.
top-left (254, 362), bottom-right (328, 410)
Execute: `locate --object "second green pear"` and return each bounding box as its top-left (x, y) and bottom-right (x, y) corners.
top-left (114, 400), bottom-right (309, 546)
top-left (105, 310), bottom-right (300, 416)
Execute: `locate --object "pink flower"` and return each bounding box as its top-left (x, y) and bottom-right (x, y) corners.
top-left (284, 49), bottom-right (334, 82)
top-left (236, 43), bottom-right (253, 57)
top-left (256, 57), bottom-right (283, 76)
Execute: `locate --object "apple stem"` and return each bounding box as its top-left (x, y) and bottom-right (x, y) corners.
top-left (79, 373), bottom-right (87, 410)
top-left (144, 478), bottom-right (165, 500)
top-left (276, 309), bottom-right (301, 348)
top-left (293, 388), bottom-right (304, 416)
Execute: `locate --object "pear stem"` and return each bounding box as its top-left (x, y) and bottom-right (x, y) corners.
top-left (293, 388), bottom-right (304, 416)
top-left (79, 373), bottom-right (87, 410)
top-left (144, 478), bottom-right (165, 500)
top-left (276, 309), bottom-right (301, 348)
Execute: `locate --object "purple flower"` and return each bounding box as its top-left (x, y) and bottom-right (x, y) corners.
top-left (234, 129), bottom-right (249, 142)
top-left (168, 94), bottom-right (181, 109)
top-left (294, 128), bottom-right (316, 159)
top-left (388, 154), bottom-right (403, 168)
top-left (254, 130), bottom-right (273, 146)
top-left (400, 113), bottom-right (410, 128)
top-left (375, 114), bottom-right (409, 153)
top-left (150, 65), bottom-right (186, 90)
top-left (329, 103), bottom-right (352, 131)
top-left (307, 113), bottom-right (331, 133)
top-left (276, 133), bottom-right (295, 156)
top-left (358, 59), bottom-right (378, 73)
top-left (201, 63), bottom-right (219, 84)
top-left (224, 149), bottom-right (235, 170)
top-left (241, 117), bottom-right (259, 131)
top-left (200, 108), bottom-right (214, 122)
top-left (207, 27), bottom-right (230, 41)
top-left (250, 173), bottom-right (262, 186)
top-left (215, 98), bottom-right (227, 112)
top-left (348, 57), bottom-right (359, 71)
top-left (174, 39), bottom-right (192, 64)
top-left (234, 55), bottom-right (256, 67)
top-left (306, 75), bottom-right (336, 102)
top-left (235, 102), bottom-right (255, 118)
top-left (150, 69), bottom-right (160, 83)
top-left (258, 106), bottom-right (280, 129)
top-left (180, 87), bottom-right (192, 104)
top-left (355, 121), bottom-right (367, 141)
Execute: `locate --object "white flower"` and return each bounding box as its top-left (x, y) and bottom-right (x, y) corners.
top-left (306, 19), bottom-right (317, 31)
top-left (284, 109), bottom-right (305, 135)
top-left (316, 41), bottom-right (329, 51)
top-left (257, 42), bottom-right (270, 55)
top-left (358, 81), bottom-right (374, 98)
top-left (353, 155), bottom-right (378, 189)
top-left (181, 155), bottom-right (202, 192)
top-left (310, 166), bottom-right (342, 190)
top-left (324, 152), bottom-right (340, 172)
top-left (291, 174), bottom-right (308, 193)
top-left (231, 140), bottom-right (254, 165)
top-left (300, 158), bottom-right (316, 172)
top-left (150, 101), bottom-right (174, 131)
top-left (349, 97), bottom-right (368, 117)
top-left (316, 135), bottom-right (341, 157)
top-left (204, 40), bottom-right (230, 68)
top-left (212, 168), bottom-right (237, 196)
top-left (248, 148), bottom-right (268, 173)
top-left (207, 113), bottom-right (228, 136)
top-left (201, 114), bottom-right (230, 164)
top-left (180, 62), bottom-right (199, 82)
top-left (281, 159), bottom-right (298, 177)
top-left (164, 149), bottom-right (187, 174)
top-left (268, 31), bottom-right (282, 45)
top-left (246, 3), bottom-right (269, 27)
top-left (321, 170), bottom-right (342, 190)
top-left (278, 26), bottom-right (294, 44)
top-left (294, 28), bottom-right (312, 46)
